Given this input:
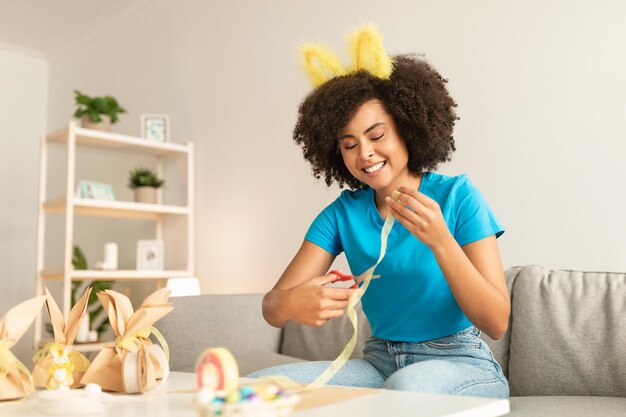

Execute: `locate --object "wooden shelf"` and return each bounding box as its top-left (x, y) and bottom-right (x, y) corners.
top-left (35, 121), bottom-right (195, 356)
top-left (41, 269), bottom-right (192, 281)
top-left (43, 198), bottom-right (189, 219)
top-left (46, 126), bottom-right (190, 156)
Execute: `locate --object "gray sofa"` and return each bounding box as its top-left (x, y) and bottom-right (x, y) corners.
top-left (158, 265), bottom-right (626, 416)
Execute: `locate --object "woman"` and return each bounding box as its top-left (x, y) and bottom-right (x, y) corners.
top-left (250, 28), bottom-right (510, 398)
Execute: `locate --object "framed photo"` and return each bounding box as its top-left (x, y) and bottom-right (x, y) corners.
top-left (136, 240), bottom-right (164, 271)
top-left (75, 180), bottom-right (116, 201)
top-left (141, 114), bottom-right (170, 142)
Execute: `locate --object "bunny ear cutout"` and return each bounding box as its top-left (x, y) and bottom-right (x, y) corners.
top-left (105, 290), bottom-right (134, 337)
top-left (123, 305), bottom-right (175, 339)
top-left (0, 296), bottom-right (46, 347)
top-left (97, 290), bottom-right (130, 337)
top-left (124, 288), bottom-right (173, 338)
top-left (65, 287), bottom-right (92, 345)
top-left (140, 287), bottom-right (171, 308)
top-left (43, 287), bottom-right (66, 343)
top-left (97, 290), bottom-right (134, 337)
top-left (96, 291), bottom-right (116, 335)
top-left (300, 44), bottom-right (346, 88)
top-left (347, 24), bottom-right (393, 80)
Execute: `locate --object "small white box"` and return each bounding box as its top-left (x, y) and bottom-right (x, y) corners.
top-left (136, 240), bottom-right (164, 271)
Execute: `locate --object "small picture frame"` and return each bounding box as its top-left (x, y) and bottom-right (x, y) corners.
top-left (136, 240), bottom-right (164, 271)
top-left (75, 180), bottom-right (116, 201)
top-left (141, 114), bottom-right (170, 142)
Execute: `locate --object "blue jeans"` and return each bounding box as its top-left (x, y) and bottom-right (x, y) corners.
top-left (247, 326), bottom-right (509, 398)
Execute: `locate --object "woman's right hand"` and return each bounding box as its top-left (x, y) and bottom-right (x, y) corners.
top-left (278, 272), bottom-right (358, 327)
top-left (263, 240), bottom-right (357, 328)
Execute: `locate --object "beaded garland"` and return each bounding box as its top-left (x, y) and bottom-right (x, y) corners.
top-left (195, 348), bottom-right (299, 417)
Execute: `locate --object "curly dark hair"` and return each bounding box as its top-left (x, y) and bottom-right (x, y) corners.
top-left (293, 54), bottom-right (458, 189)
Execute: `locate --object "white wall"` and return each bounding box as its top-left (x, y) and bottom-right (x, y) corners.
top-left (0, 43), bottom-right (48, 362)
top-left (46, 0), bottom-right (626, 295)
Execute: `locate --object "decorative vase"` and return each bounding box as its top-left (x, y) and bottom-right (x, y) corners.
top-left (81, 115), bottom-right (112, 131)
top-left (134, 186), bottom-right (157, 204)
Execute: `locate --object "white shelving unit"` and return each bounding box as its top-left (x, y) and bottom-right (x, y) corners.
top-left (34, 121), bottom-right (194, 351)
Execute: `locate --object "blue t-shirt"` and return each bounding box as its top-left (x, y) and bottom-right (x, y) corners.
top-left (304, 172), bottom-right (504, 343)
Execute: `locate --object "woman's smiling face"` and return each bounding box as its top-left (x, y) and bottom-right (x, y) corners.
top-left (338, 99), bottom-right (410, 191)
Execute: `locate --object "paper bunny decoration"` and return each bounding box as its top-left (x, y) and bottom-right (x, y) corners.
top-left (0, 295), bottom-right (46, 401)
top-left (80, 287), bottom-right (173, 393)
top-left (32, 287), bottom-right (92, 389)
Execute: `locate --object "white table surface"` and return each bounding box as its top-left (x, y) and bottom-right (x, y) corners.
top-left (2, 372), bottom-right (510, 417)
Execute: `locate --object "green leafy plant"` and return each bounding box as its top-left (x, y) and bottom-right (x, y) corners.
top-left (128, 168), bottom-right (165, 189)
top-left (73, 89), bottom-right (126, 124)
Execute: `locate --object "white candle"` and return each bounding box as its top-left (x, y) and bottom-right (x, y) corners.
top-left (104, 242), bottom-right (118, 270)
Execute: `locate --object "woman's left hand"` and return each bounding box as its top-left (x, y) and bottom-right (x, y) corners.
top-left (385, 185), bottom-right (452, 250)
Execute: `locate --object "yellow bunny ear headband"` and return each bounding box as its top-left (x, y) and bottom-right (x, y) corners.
top-left (299, 24), bottom-right (394, 88)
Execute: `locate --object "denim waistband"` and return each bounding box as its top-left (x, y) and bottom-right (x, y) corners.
top-left (367, 325), bottom-right (481, 345)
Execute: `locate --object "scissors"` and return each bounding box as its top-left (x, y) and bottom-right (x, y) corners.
top-left (328, 269), bottom-right (380, 289)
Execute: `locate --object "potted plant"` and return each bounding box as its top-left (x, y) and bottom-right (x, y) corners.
top-left (128, 167), bottom-right (164, 204)
top-left (73, 89), bottom-right (126, 131)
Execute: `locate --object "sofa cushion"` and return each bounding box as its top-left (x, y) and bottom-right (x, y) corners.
top-left (509, 396), bottom-right (626, 417)
top-left (158, 294), bottom-right (283, 372)
top-left (280, 303), bottom-right (371, 361)
top-left (507, 266), bottom-right (626, 396)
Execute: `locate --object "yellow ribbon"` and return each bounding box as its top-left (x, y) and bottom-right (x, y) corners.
top-left (304, 212), bottom-right (395, 390)
top-left (115, 325), bottom-right (169, 361)
top-left (0, 340), bottom-right (34, 394)
top-left (32, 342), bottom-right (91, 372)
